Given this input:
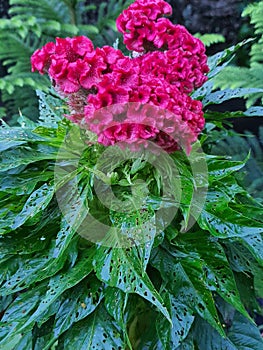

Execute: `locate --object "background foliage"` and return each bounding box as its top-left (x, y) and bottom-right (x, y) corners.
top-left (211, 127), bottom-right (263, 204)
top-left (215, 1), bottom-right (263, 107)
top-left (0, 0), bottom-right (132, 121)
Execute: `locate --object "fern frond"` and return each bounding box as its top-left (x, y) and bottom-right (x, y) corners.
top-left (88, 0), bottom-right (133, 46)
top-left (243, 2), bottom-right (263, 37)
top-left (250, 37), bottom-right (263, 65)
top-left (9, 0), bottom-right (69, 23)
top-left (214, 1), bottom-right (263, 107)
top-left (214, 64), bottom-right (263, 107)
top-left (0, 0), bottom-right (129, 120)
top-left (194, 33), bottom-right (225, 47)
top-left (0, 73), bottom-right (48, 95)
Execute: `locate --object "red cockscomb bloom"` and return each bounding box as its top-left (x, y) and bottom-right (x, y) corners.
top-left (31, 0), bottom-right (209, 153)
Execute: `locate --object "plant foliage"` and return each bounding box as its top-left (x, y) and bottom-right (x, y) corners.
top-left (195, 33), bottom-right (225, 47)
top-left (0, 39), bottom-right (263, 349)
top-left (0, 0), bottom-right (131, 120)
top-left (211, 127), bottom-right (263, 204)
top-left (214, 0), bottom-right (263, 107)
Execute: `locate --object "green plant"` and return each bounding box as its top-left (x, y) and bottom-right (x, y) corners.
top-left (194, 33), bottom-right (225, 47)
top-left (214, 0), bottom-right (263, 107)
top-left (0, 35), bottom-right (263, 349)
top-left (0, 0), bottom-right (131, 121)
top-left (210, 127), bottom-right (263, 203)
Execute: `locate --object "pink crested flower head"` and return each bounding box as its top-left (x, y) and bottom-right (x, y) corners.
top-left (71, 36), bottom-right (94, 56)
top-left (116, 0), bottom-right (173, 52)
top-left (31, 0), bottom-right (209, 154)
top-left (54, 36), bottom-right (93, 61)
top-left (117, 0), bottom-right (172, 34)
top-left (31, 36), bottom-right (94, 75)
top-left (31, 42), bottom-right (55, 74)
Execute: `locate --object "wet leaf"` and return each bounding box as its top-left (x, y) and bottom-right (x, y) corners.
top-left (157, 292), bottom-right (195, 349)
top-left (104, 287), bottom-right (132, 349)
top-left (94, 242), bottom-right (171, 323)
top-left (60, 305), bottom-right (125, 350)
top-left (12, 183), bottom-right (54, 229)
top-left (151, 247), bottom-right (224, 336)
top-left (175, 232), bottom-right (250, 319)
top-left (207, 155), bottom-right (248, 181)
top-left (0, 140), bottom-right (27, 151)
top-left (193, 312), bottom-right (263, 350)
top-left (0, 148), bottom-right (57, 172)
top-left (203, 88), bottom-right (263, 106)
top-left (40, 276), bottom-right (104, 350)
top-left (0, 219), bottom-right (78, 295)
top-left (0, 248), bottom-right (95, 347)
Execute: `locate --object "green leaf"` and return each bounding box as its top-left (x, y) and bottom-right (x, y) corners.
top-left (0, 140), bottom-right (27, 151)
top-left (104, 287), bottom-right (132, 349)
top-left (207, 155), bottom-right (248, 181)
top-left (193, 312), bottom-right (263, 350)
top-left (12, 183), bottom-right (54, 229)
top-left (0, 249), bottom-right (96, 348)
top-left (94, 242), bottom-right (171, 323)
top-left (198, 187), bottom-right (263, 246)
top-left (31, 249), bottom-right (95, 321)
top-left (17, 113), bottom-right (37, 128)
top-left (109, 211), bottom-right (156, 271)
top-left (60, 305), bottom-right (125, 350)
top-left (193, 316), bottom-right (234, 350)
top-left (171, 149), bottom-right (208, 231)
top-left (229, 203), bottom-right (263, 224)
top-left (224, 242), bottom-right (260, 274)
top-left (43, 20), bottom-right (61, 32)
top-left (192, 80), bottom-right (214, 100)
top-left (199, 205), bottom-right (263, 236)
top-left (241, 234), bottom-right (263, 265)
top-left (36, 90), bottom-right (64, 128)
top-left (78, 24), bottom-right (99, 34)
top-left (0, 171), bottom-right (53, 195)
top-left (203, 88), bottom-right (263, 107)
top-left (0, 147), bottom-right (57, 172)
top-left (136, 330), bottom-right (163, 349)
top-left (175, 336), bottom-right (195, 350)
top-left (0, 284), bottom-right (46, 347)
top-left (157, 292), bottom-right (195, 349)
top-left (204, 110), bottom-right (244, 122)
top-left (244, 106), bottom-right (263, 117)
top-left (194, 33), bottom-right (225, 47)
top-left (228, 312), bottom-right (263, 350)
top-left (41, 276), bottom-right (104, 350)
top-left (13, 332), bottom-right (32, 350)
top-left (0, 218), bottom-right (78, 295)
top-left (151, 247), bottom-right (224, 336)
top-left (234, 272), bottom-right (261, 312)
top-left (206, 39), bottom-right (254, 78)
top-left (0, 228), bottom-right (50, 257)
top-left (104, 287), bottom-right (126, 324)
top-left (0, 127), bottom-right (45, 143)
top-left (175, 232), bottom-right (250, 319)
top-left (60, 23), bottom-right (78, 35)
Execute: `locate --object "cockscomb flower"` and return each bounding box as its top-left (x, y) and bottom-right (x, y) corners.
top-left (31, 36), bottom-right (93, 73)
top-left (116, 0), bottom-right (209, 78)
top-left (116, 0), bottom-right (172, 34)
top-left (31, 0), bottom-right (209, 154)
